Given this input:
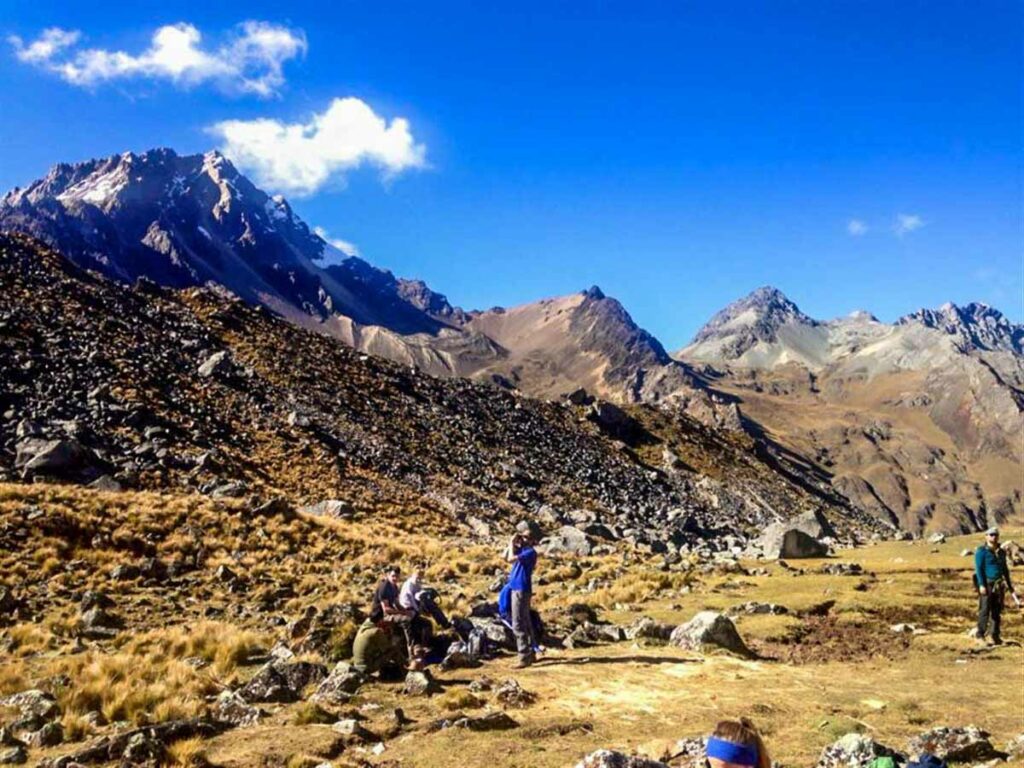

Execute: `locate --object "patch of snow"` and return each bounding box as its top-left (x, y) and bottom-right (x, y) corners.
top-left (197, 226), bottom-right (212, 240)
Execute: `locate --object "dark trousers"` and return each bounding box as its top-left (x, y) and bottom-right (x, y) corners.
top-left (510, 589), bottom-right (536, 661)
top-left (418, 592), bottom-right (451, 630)
top-left (977, 586), bottom-right (1004, 641)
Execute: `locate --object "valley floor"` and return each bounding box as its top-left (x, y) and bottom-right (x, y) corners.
top-left (1, 484), bottom-right (1021, 767)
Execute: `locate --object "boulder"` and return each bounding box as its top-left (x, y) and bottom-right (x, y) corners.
top-left (197, 351), bottom-right (232, 379)
top-left (0, 746), bottom-right (26, 765)
top-left (816, 733), bottom-right (903, 768)
top-left (0, 690), bottom-right (60, 720)
top-left (907, 726), bottom-right (999, 763)
top-left (332, 718), bottom-right (374, 742)
top-left (473, 617), bottom-right (516, 650)
top-left (542, 526), bottom-right (593, 556)
top-left (790, 509), bottom-right (837, 540)
top-left (1005, 734), bottom-right (1024, 760)
top-left (26, 722), bottom-right (62, 748)
top-left (725, 602), bottom-right (789, 617)
top-left (494, 678), bottom-right (536, 708)
top-left (402, 669), bottom-right (440, 697)
top-left (575, 750), bottom-right (670, 768)
top-left (927, 533), bottom-right (947, 544)
top-left (211, 691), bottom-right (262, 727)
top-left (312, 662), bottom-right (365, 704)
top-left (453, 712), bottom-right (519, 732)
top-left (237, 661), bottom-right (327, 703)
top-left (14, 438), bottom-right (96, 479)
top-left (757, 523), bottom-right (828, 559)
top-left (299, 499), bottom-right (355, 519)
top-left (624, 616), bottom-right (675, 641)
top-left (669, 612), bottom-right (751, 657)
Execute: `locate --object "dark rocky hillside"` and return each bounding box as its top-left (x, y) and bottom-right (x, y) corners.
top-left (0, 233), bottom-right (883, 552)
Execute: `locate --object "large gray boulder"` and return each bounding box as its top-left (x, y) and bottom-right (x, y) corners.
top-left (669, 611), bottom-right (751, 657)
top-left (790, 509), bottom-right (837, 540)
top-left (14, 438), bottom-right (96, 479)
top-left (757, 522), bottom-right (828, 559)
top-left (542, 526), bottom-right (593, 556)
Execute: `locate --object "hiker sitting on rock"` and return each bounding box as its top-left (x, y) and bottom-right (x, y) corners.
top-left (370, 564), bottom-right (425, 668)
top-left (400, 562), bottom-right (452, 637)
top-left (352, 617), bottom-right (406, 677)
top-left (504, 531), bottom-right (539, 668)
top-left (706, 717), bottom-right (771, 768)
top-left (974, 526), bottom-right (1020, 646)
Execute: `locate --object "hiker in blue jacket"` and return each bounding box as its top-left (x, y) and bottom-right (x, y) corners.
top-left (974, 526), bottom-right (1020, 645)
top-left (504, 531), bottom-right (539, 668)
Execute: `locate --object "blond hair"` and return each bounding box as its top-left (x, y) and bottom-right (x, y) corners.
top-left (712, 718), bottom-right (771, 768)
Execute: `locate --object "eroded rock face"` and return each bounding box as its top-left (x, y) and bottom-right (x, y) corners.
top-left (668, 612), bottom-right (751, 657)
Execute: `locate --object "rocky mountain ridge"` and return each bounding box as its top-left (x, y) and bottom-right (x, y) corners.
top-left (0, 148), bottom-right (720, 414)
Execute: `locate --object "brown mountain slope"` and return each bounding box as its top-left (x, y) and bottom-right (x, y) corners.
top-left (0, 232), bottom-right (882, 552)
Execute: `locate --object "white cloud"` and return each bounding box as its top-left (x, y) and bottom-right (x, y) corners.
top-left (847, 219), bottom-right (868, 236)
top-left (9, 21), bottom-right (305, 97)
top-left (314, 226), bottom-right (359, 258)
top-left (210, 97), bottom-right (427, 196)
top-left (9, 27), bottom-right (80, 63)
top-left (894, 213), bottom-right (924, 236)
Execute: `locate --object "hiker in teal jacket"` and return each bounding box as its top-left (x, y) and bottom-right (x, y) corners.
top-left (974, 527), bottom-right (1019, 645)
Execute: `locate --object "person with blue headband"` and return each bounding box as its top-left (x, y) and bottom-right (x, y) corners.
top-left (706, 718), bottom-right (770, 768)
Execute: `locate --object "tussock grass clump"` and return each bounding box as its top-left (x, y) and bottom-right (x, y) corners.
top-left (437, 688), bottom-right (484, 711)
top-left (291, 701), bottom-right (336, 725)
top-left (44, 622), bottom-right (264, 726)
top-left (166, 737), bottom-right (211, 767)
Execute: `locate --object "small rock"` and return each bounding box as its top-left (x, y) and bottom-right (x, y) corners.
top-left (494, 678), bottom-right (536, 708)
top-left (402, 669), bottom-right (440, 697)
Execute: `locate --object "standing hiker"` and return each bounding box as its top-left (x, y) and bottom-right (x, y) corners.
top-left (504, 531), bottom-right (539, 668)
top-left (974, 526), bottom-right (1020, 645)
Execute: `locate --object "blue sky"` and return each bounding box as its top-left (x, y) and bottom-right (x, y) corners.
top-left (2, 1), bottom-right (1020, 349)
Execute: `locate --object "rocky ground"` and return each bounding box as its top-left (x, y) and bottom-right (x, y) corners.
top-left (0, 483), bottom-right (1020, 768)
top-left (0, 232), bottom-right (885, 556)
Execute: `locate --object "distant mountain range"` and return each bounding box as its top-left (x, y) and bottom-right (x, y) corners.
top-left (677, 286), bottom-right (1023, 532)
top-left (2, 147), bottom-right (1021, 533)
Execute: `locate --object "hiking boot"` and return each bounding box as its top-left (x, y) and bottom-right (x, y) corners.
top-left (513, 656), bottom-right (535, 669)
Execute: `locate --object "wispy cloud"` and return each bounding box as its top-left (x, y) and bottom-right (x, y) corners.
top-left (10, 27), bottom-right (80, 64)
top-left (314, 226), bottom-right (359, 258)
top-left (894, 213), bottom-right (924, 237)
top-left (9, 21), bottom-right (306, 97)
top-left (210, 97), bottom-right (427, 196)
top-left (846, 219), bottom-right (868, 237)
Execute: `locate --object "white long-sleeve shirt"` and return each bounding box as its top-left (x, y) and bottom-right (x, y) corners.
top-left (399, 576), bottom-right (422, 612)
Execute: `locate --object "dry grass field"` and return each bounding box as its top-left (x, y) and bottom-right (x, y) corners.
top-left (1, 483), bottom-right (1021, 767)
